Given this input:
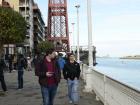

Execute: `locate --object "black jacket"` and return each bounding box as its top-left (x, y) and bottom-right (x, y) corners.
top-left (63, 61), bottom-right (81, 80)
top-left (17, 57), bottom-right (27, 69)
top-left (0, 59), bottom-right (6, 76)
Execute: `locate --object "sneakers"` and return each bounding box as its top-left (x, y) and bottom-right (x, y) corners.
top-left (17, 88), bottom-right (23, 91)
top-left (17, 88), bottom-right (23, 90)
top-left (4, 91), bottom-right (8, 93)
top-left (69, 100), bottom-right (73, 104)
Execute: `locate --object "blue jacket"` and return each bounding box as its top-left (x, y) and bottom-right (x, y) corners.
top-left (57, 57), bottom-right (66, 70)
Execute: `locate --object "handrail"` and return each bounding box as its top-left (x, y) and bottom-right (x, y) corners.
top-left (92, 67), bottom-right (140, 93)
top-left (81, 63), bottom-right (140, 105)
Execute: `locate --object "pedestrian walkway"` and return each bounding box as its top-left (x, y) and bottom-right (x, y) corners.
top-left (0, 71), bottom-right (103, 105)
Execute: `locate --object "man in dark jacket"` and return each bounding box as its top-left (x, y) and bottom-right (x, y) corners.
top-left (63, 53), bottom-right (81, 105)
top-left (35, 49), bottom-right (61, 105)
top-left (0, 56), bottom-right (7, 92)
top-left (17, 54), bottom-right (27, 90)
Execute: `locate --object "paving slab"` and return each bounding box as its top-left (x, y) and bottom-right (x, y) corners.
top-left (0, 71), bottom-right (103, 105)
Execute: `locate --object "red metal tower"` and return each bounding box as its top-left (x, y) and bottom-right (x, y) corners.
top-left (47, 0), bottom-right (70, 52)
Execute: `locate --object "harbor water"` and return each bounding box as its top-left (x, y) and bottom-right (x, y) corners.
top-left (95, 58), bottom-right (140, 90)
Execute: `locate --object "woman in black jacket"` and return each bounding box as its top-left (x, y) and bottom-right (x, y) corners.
top-left (63, 53), bottom-right (81, 105)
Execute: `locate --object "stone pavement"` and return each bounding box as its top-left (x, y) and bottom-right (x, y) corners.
top-left (0, 71), bottom-right (103, 105)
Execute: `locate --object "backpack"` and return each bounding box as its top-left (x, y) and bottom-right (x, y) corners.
top-left (21, 58), bottom-right (27, 69)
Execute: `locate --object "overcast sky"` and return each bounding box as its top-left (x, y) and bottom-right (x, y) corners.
top-left (34, 0), bottom-right (140, 57)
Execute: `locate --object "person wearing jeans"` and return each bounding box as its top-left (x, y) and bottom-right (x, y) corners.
top-left (35, 49), bottom-right (61, 105)
top-left (17, 54), bottom-right (26, 90)
top-left (63, 53), bottom-right (81, 105)
top-left (41, 85), bottom-right (58, 105)
top-left (18, 70), bottom-right (24, 89)
top-left (68, 79), bottom-right (79, 104)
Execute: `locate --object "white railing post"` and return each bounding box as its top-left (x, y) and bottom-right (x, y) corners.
top-left (104, 75), bottom-right (107, 105)
top-left (83, 66), bottom-right (93, 92)
top-left (83, 64), bottom-right (87, 82)
top-left (81, 63), bottom-right (84, 79)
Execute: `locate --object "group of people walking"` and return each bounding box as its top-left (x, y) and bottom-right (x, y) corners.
top-left (0, 48), bottom-right (81, 105)
top-left (0, 53), bottom-right (28, 92)
top-left (35, 48), bottom-right (81, 105)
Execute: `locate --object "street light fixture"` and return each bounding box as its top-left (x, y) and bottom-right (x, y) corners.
top-left (75, 5), bottom-right (80, 63)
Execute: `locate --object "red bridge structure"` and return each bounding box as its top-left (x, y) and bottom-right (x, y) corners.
top-left (47, 0), bottom-right (70, 52)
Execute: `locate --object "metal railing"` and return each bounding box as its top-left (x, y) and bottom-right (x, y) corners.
top-left (81, 64), bottom-right (140, 105)
top-left (20, 11), bottom-right (30, 16)
top-left (19, 2), bottom-right (29, 7)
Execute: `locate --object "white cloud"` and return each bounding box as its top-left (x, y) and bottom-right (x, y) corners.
top-left (94, 13), bottom-right (140, 41)
top-left (95, 40), bottom-right (140, 57)
top-left (94, 0), bottom-right (121, 5)
top-left (93, 12), bottom-right (140, 56)
top-left (94, 0), bottom-right (140, 5)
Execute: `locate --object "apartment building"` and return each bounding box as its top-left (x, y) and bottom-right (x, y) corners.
top-left (0, 0), bottom-right (11, 8)
top-left (2, 0), bottom-right (45, 56)
top-left (33, 3), bottom-right (45, 54)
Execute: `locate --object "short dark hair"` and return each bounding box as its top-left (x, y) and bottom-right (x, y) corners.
top-left (58, 53), bottom-right (63, 57)
top-left (46, 48), bottom-right (54, 56)
top-left (68, 53), bottom-right (75, 58)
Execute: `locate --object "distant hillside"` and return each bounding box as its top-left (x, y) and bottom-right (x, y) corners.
top-left (120, 55), bottom-right (140, 60)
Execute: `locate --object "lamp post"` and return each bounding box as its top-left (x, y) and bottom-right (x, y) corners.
top-left (71, 23), bottom-right (75, 51)
top-left (87, 0), bottom-right (93, 67)
top-left (83, 0), bottom-right (94, 93)
top-left (75, 5), bottom-right (80, 63)
top-left (69, 32), bottom-right (72, 52)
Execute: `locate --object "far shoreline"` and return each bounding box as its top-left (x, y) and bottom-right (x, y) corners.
top-left (120, 57), bottom-right (140, 60)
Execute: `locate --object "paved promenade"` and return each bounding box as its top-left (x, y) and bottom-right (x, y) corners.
top-left (0, 71), bottom-right (103, 105)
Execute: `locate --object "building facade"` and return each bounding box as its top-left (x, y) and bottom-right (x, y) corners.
top-left (33, 3), bottom-right (45, 54)
top-left (2, 0), bottom-right (45, 56)
top-left (0, 0), bottom-right (11, 8)
top-left (4, 0), bottom-right (19, 10)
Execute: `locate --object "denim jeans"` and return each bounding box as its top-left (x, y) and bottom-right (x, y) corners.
top-left (0, 75), bottom-right (7, 91)
top-left (67, 79), bottom-right (79, 104)
top-left (18, 70), bottom-right (24, 89)
top-left (41, 85), bottom-right (58, 105)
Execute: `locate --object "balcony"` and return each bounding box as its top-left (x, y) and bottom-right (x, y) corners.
top-left (26, 30), bottom-right (30, 38)
top-left (24, 38), bottom-right (30, 44)
top-left (34, 14), bottom-right (45, 28)
top-left (20, 11), bottom-right (30, 17)
top-left (34, 21), bottom-right (44, 34)
top-left (19, 2), bottom-right (29, 7)
top-left (34, 30), bottom-right (44, 41)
